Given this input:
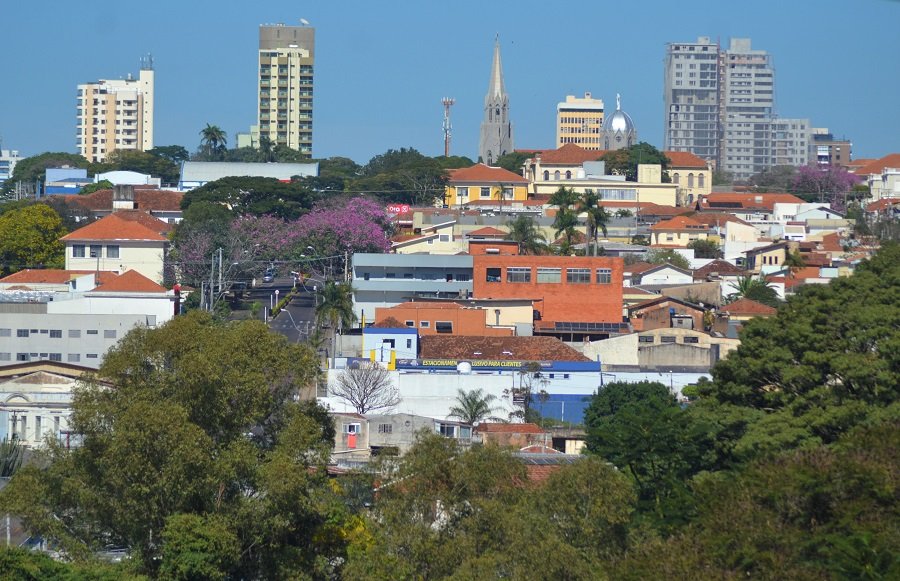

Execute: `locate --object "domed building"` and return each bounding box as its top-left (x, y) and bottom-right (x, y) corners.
top-left (602, 93), bottom-right (637, 150)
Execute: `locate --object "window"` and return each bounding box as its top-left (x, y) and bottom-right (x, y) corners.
top-left (103, 330), bottom-right (117, 339)
top-left (567, 268), bottom-right (590, 284)
top-left (486, 267), bottom-right (501, 282)
top-left (378, 423), bottom-right (393, 434)
top-left (437, 423), bottom-right (457, 437)
top-left (50, 329), bottom-right (62, 338)
top-left (502, 187), bottom-right (513, 199)
top-left (420, 321), bottom-right (430, 328)
top-left (89, 244), bottom-right (102, 258)
top-left (344, 423), bottom-right (361, 434)
top-left (0, 353), bottom-right (10, 361)
top-left (480, 187), bottom-right (491, 199)
top-left (456, 186), bottom-right (468, 199)
top-left (439, 235), bottom-right (450, 242)
top-left (72, 245), bottom-right (85, 258)
top-left (86, 353), bottom-right (98, 359)
top-left (49, 353), bottom-right (62, 362)
top-left (435, 321), bottom-right (453, 334)
top-left (683, 336), bottom-right (700, 344)
top-left (698, 174), bottom-right (705, 188)
top-left (554, 170), bottom-right (561, 180)
top-left (536, 267), bottom-right (561, 283)
top-left (106, 245), bottom-right (119, 258)
top-left (86, 330), bottom-right (99, 335)
top-left (69, 330), bottom-right (81, 338)
top-left (661, 336), bottom-right (677, 343)
top-left (543, 170), bottom-right (549, 180)
top-left (16, 329), bottom-right (29, 338)
top-left (16, 353), bottom-right (30, 361)
top-left (687, 173), bottom-right (695, 188)
top-left (506, 267), bottom-right (531, 283)
top-left (596, 268), bottom-right (612, 284)
top-left (0, 329), bottom-right (10, 337)
top-left (405, 320), bottom-right (415, 328)
top-left (68, 354), bottom-right (81, 363)
top-left (638, 336), bottom-right (654, 343)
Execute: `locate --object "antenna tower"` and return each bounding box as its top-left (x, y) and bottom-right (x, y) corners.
top-left (442, 97), bottom-right (455, 157)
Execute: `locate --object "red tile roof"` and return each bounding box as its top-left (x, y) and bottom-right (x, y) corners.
top-left (819, 232), bottom-right (844, 252)
top-left (624, 262), bottom-right (657, 275)
top-left (650, 215), bottom-right (706, 231)
top-left (61, 211), bottom-right (170, 242)
top-left (686, 212), bottom-right (751, 227)
top-left (697, 193), bottom-right (806, 212)
top-left (89, 270), bottom-right (167, 293)
top-left (865, 198), bottom-right (900, 212)
top-left (0, 269), bottom-right (118, 285)
top-left (693, 260), bottom-right (746, 279)
top-left (55, 188), bottom-right (183, 213)
top-left (476, 422), bottom-right (545, 434)
top-left (467, 226), bottom-right (508, 237)
top-left (852, 154), bottom-right (900, 176)
top-left (664, 151), bottom-right (709, 168)
top-left (448, 163), bottom-right (528, 184)
top-left (418, 336), bottom-right (590, 362)
top-left (391, 301), bottom-right (463, 310)
top-left (722, 298), bottom-right (777, 316)
top-left (533, 143), bottom-right (604, 165)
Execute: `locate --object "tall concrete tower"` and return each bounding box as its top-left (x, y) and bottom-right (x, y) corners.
top-left (478, 38), bottom-right (514, 166)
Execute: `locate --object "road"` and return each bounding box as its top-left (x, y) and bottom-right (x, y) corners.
top-left (266, 279), bottom-right (317, 343)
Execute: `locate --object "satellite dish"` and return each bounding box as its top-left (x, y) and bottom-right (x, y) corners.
top-left (456, 362), bottom-right (472, 374)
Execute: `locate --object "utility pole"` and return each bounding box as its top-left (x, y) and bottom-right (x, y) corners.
top-left (442, 97), bottom-right (455, 157)
top-left (208, 250), bottom-right (216, 312)
top-left (344, 250), bottom-right (349, 283)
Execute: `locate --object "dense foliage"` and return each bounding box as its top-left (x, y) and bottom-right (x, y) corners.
top-left (0, 203), bottom-right (67, 273)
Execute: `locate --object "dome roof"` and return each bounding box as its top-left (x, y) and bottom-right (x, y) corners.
top-left (602, 93), bottom-right (635, 134)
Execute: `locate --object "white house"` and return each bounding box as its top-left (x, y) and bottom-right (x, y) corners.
top-left (62, 210), bottom-right (171, 284)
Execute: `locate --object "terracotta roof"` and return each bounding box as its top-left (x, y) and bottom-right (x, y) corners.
top-left (448, 164), bottom-right (528, 184)
top-left (55, 188), bottom-right (183, 213)
top-left (418, 335), bottom-right (591, 362)
top-left (61, 211), bottom-right (170, 242)
top-left (852, 153), bottom-right (900, 176)
top-left (467, 226), bottom-right (508, 237)
top-left (476, 422), bottom-right (545, 434)
top-left (0, 269), bottom-right (118, 285)
top-left (693, 260), bottom-right (746, 279)
top-left (697, 193), bottom-right (806, 212)
top-left (391, 301), bottom-right (463, 310)
top-left (801, 253), bottom-right (831, 267)
top-left (664, 151), bottom-right (709, 168)
top-left (623, 262), bottom-right (657, 275)
top-left (820, 232), bottom-right (844, 252)
top-left (723, 298), bottom-right (777, 316)
top-left (865, 198), bottom-right (900, 212)
top-left (525, 464), bottom-right (564, 484)
top-left (532, 143), bottom-right (604, 165)
top-left (788, 266), bottom-right (822, 280)
top-left (519, 444), bottom-right (561, 453)
top-left (686, 212), bottom-right (751, 227)
top-left (629, 295), bottom-right (704, 313)
top-left (89, 270), bottom-right (167, 293)
top-left (650, 215), bottom-right (706, 231)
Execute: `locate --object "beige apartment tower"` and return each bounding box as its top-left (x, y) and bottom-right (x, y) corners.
top-left (255, 22), bottom-right (314, 157)
top-left (556, 92), bottom-right (605, 150)
top-left (76, 56), bottom-right (154, 163)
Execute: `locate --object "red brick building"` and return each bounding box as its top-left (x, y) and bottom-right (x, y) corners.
top-left (472, 255), bottom-right (625, 340)
top-left (374, 301), bottom-right (513, 336)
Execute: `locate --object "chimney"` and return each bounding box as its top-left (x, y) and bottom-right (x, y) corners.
top-left (112, 184), bottom-right (136, 210)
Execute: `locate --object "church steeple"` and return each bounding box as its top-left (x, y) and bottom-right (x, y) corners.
top-left (478, 36), bottom-right (514, 166)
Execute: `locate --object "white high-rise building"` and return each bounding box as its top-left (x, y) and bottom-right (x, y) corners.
top-left (76, 56), bottom-right (155, 163)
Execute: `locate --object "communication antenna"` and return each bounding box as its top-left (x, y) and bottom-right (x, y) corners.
top-left (442, 97), bottom-right (455, 157)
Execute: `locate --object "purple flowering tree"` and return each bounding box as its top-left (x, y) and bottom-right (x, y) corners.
top-left (293, 197), bottom-right (392, 261)
top-left (792, 165), bottom-right (861, 212)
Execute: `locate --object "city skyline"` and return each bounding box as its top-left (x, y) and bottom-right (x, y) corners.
top-left (1, 0), bottom-right (897, 164)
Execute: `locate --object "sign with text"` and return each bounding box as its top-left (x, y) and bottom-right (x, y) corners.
top-left (387, 203), bottom-right (411, 215)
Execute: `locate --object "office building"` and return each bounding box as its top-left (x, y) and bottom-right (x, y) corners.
top-left (810, 128), bottom-right (852, 167)
top-left (0, 148), bottom-right (22, 187)
top-left (665, 37), bottom-right (812, 181)
top-left (556, 92), bottom-right (604, 150)
top-left (255, 22), bottom-right (314, 157)
top-left (478, 39), bottom-right (514, 166)
top-left (76, 56), bottom-right (154, 163)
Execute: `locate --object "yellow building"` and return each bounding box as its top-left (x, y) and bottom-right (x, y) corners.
top-left (77, 57), bottom-right (154, 163)
top-left (650, 215), bottom-right (710, 247)
top-left (667, 151), bottom-right (713, 205)
top-left (557, 92), bottom-right (605, 150)
top-left (255, 23), bottom-right (314, 156)
top-left (444, 164), bottom-right (529, 207)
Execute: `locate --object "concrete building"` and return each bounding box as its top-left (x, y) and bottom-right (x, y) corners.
top-left (351, 254), bottom-right (474, 321)
top-left (810, 128), bottom-right (852, 167)
top-left (665, 37), bottom-right (811, 180)
top-left (0, 148), bottom-right (22, 187)
top-left (77, 56), bottom-right (154, 163)
top-left (255, 22), bottom-right (315, 156)
top-left (177, 160), bottom-right (318, 191)
top-left (556, 92), bottom-right (604, 150)
top-left (584, 327), bottom-right (739, 373)
top-left (478, 39), bottom-right (514, 166)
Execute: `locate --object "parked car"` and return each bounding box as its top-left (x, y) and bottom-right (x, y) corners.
top-left (262, 270), bottom-right (276, 283)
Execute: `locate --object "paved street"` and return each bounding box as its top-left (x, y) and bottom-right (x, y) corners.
top-left (268, 282), bottom-right (317, 343)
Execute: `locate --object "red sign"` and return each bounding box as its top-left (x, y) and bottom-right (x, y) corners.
top-left (387, 204), bottom-right (410, 214)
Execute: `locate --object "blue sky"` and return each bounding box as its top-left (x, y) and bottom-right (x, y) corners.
top-left (2, 0), bottom-right (897, 163)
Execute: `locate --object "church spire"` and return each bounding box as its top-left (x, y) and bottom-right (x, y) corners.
top-left (478, 36), bottom-right (514, 166)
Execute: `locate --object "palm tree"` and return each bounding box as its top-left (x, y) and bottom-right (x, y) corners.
top-left (315, 281), bottom-right (357, 363)
top-left (579, 190), bottom-right (610, 256)
top-left (549, 187), bottom-right (581, 253)
top-left (449, 388), bottom-right (502, 425)
top-left (258, 135), bottom-right (275, 162)
top-left (728, 275), bottom-right (780, 307)
top-left (199, 124), bottom-right (227, 160)
top-left (505, 215), bottom-right (547, 255)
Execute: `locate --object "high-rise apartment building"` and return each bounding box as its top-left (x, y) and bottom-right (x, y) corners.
top-left (665, 37), bottom-right (811, 181)
top-left (76, 56), bottom-right (154, 163)
top-left (255, 22), bottom-right (314, 157)
top-left (478, 39), bottom-right (514, 166)
top-left (556, 92), bottom-right (604, 150)
top-left (809, 128), bottom-right (852, 167)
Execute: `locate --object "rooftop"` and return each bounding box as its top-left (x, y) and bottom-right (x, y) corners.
top-left (418, 335), bottom-right (591, 362)
top-left (448, 164), bottom-right (528, 184)
top-left (0, 269), bottom-right (118, 285)
top-left (722, 297), bottom-right (777, 316)
top-left (476, 422), bottom-right (545, 434)
top-left (89, 270), bottom-right (167, 293)
top-left (61, 211), bottom-right (171, 242)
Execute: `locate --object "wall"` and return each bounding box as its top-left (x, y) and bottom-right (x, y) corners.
top-left (65, 240), bottom-right (166, 284)
top-left (374, 304), bottom-right (513, 336)
top-left (630, 299), bottom-right (704, 332)
top-left (472, 255), bottom-right (623, 324)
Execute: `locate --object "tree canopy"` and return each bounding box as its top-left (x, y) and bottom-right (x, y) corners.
top-left (180, 176), bottom-right (319, 220)
top-left (1, 152), bottom-right (90, 195)
top-left (0, 203), bottom-right (67, 273)
top-left (600, 142), bottom-right (670, 182)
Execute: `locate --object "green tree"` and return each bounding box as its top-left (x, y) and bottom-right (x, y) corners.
top-left (645, 248), bottom-right (691, 270)
top-left (148, 145), bottom-right (190, 164)
top-left (0, 312), bottom-right (345, 578)
top-left (727, 274), bottom-right (779, 307)
top-left (686, 238), bottom-right (722, 259)
top-left (353, 147), bottom-right (449, 206)
top-left (78, 179), bottom-right (114, 195)
top-left (507, 362), bottom-right (549, 423)
top-left (601, 142), bottom-right (670, 182)
top-left (580, 189), bottom-right (610, 256)
top-left (494, 151), bottom-right (532, 173)
top-left (0, 203), bottom-right (67, 273)
top-left (1, 152), bottom-right (90, 195)
top-left (181, 176), bottom-right (318, 220)
top-left (98, 149), bottom-right (180, 185)
top-left (449, 388), bottom-right (502, 424)
top-left (549, 187), bottom-right (580, 251)
top-left (197, 124), bottom-right (227, 161)
top-left (505, 214), bottom-right (547, 255)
